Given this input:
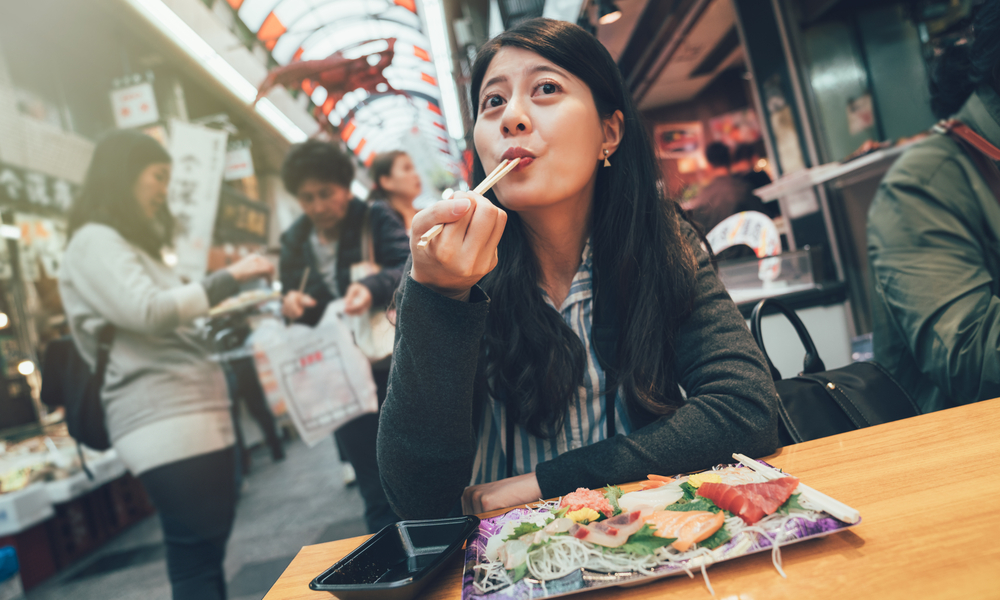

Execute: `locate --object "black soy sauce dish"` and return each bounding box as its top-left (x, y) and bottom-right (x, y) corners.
top-left (309, 516), bottom-right (481, 600)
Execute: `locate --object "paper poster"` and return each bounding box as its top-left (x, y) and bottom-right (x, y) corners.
top-left (847, 93), bottom-right (875, 135)
top-left (653, 122), bottom-right (704, 159)
top-left (709, 109), bottom-right (762, 147)
top-left (167, 120), bottom-right (228, 281)
top-left (15, 215), bottom-right (66, 279)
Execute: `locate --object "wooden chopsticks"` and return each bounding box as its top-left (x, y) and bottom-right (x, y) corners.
top-left (417, 157), bottom-right (521, 248)
top-left (732, 453), bottom-right (861, 524)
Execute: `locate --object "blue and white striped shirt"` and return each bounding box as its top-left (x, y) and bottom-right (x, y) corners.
top-left (470, 242), bottom-right (634, 484)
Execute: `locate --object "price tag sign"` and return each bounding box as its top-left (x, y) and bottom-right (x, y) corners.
top-left (110, 82), bottom-right (160, 129)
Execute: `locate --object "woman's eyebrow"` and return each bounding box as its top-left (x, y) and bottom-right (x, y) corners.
top-left (528, 64), bottom-right (568, 78)
top-left (482, 74), bottom-right (508, 91)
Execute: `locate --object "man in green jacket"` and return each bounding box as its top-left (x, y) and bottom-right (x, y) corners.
top-left (868, 10), bottom-right (1000, 414)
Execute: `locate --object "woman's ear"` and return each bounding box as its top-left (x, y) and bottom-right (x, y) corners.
top-left (599, 110), bottom-right (625, 161)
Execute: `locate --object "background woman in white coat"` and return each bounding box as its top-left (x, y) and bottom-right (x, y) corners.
top-left (59, 130), bottom-right (273, 600)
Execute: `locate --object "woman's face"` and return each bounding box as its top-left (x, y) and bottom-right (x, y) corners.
top-left (473, 47), bottom-right (613, 213)
top-left (380, 154), bottom-right (422, 202)
top-left (133, 162), bottom-right (172, 219)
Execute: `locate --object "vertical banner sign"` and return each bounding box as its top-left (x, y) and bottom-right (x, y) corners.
top-left (167, 120), bottom-right (228, 281)
top-left (110, 82), bottom-right (160, 129)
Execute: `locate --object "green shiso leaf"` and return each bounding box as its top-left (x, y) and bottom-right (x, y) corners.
top-left (505, 521), bottom-right (544, 542)
top-left (777, 493), bottom-right (807, 515)
top-left (679, 482), bottom-right (698, 501)
top-left (606, 524), bottom-right (676, 556)
top-left (665, 497), bottom-right (721, 513)
top-left (509, 561), bottom-right (528, 584)
top-left (604, 485), bottom-right (624, 516)
top-left (695, 526), bottom-right (732, 550)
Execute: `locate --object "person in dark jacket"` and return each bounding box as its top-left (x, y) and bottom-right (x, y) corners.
top-left (868, 1), bottom-right (1000, 414)
top-left (682, 142), bottom-right (765, 233)
top-left (377, 19), bottom-right (778, 520)
top-left (278, 139), bottom-right (409, 532)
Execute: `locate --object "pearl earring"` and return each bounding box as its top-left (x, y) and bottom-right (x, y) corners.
top-left (603, 149), bottom-right (611, 167)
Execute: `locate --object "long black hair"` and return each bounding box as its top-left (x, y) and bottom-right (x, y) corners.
top-left (368, 150), bottom-right (408, 202)
top-left (67, 130), bottom-right (173, 259)
top-left (929, 0), bottom-right (1000, 119)
top-left (471, 18), bottom-right (699, 438)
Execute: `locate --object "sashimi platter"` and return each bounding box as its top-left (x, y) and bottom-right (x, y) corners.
top-left (462, 454), bottom-right (861, 599)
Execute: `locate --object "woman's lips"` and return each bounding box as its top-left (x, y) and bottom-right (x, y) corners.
top-left (510, 157), bottom-right (534, 172)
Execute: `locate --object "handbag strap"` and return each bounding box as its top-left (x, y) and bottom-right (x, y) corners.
top-left (750, 298), bottom-right (826, 380)
top-left (95, 324), bottom-right (115, 383)
top-left (935, 119), bottom-right (1000, 203)
top-left (359, 206), bottom-right (376, 266)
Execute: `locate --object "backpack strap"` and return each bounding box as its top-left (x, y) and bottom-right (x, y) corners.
top-left (935, 119), bottom-right (1000, 204)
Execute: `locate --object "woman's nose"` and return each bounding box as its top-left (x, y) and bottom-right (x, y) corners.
top-left (501, 97), bottom-right (531, 136)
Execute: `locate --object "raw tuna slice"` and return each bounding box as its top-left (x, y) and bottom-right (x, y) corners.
top-left (643, 510), bottom-right (725, 552)
top-left (568, 511), bottom-right (645, 547)
top-left (696, 477), bottom-right (800, 524)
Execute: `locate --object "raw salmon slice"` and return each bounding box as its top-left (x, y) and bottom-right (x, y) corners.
top-left (697, 476), bottom-right (800, 524)
top-left (643, 510), bottom-right (725, 552)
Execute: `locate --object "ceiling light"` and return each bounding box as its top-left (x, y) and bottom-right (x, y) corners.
top-left (123, 0), bottom-right (307, 143)
top-left (598, 0), bottom-right (622, 25)
top-left (17, 361), bottom-right (35, 376)
top-left (0, 313), bottom-right (8, 328)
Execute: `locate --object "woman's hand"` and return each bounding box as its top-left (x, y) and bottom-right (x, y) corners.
top-left (410, 194), bottom-right (507, 302)
top-left (462, 472), bottom-right (542, 515)
top-left (226, 254), bottom-right (274, 283)
top-left (282, 291), bottom-right (316, 320)
top-left (343, 283), bottom-right (373, 315)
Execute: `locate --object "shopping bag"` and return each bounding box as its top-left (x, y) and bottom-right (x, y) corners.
top-left (249, 301), bottom-right (377, 447)
top-left (345, 209), bottom-right (395, 363)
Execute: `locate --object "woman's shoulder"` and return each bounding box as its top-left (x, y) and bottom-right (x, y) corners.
top-left (68, 222), bottom-right (127, 252)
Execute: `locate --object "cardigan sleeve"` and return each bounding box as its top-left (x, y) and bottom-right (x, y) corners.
top-left (377, 271), bottom-right (491, 519)
top-left (533, 222), bottom-right (780, 498)
top-left (62, 224), bottom-right (210, 335)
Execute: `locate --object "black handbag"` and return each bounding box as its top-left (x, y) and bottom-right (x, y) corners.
top-left (42, 325), bottom-right (115, 476)
top-left (750, 299), bottom-right (920, 445)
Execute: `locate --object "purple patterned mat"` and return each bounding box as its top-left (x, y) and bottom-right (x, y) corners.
top-left (461, 463), bottom-right (860, 600)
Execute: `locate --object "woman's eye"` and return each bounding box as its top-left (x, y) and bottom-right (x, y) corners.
top-left (487, 95), bottom-right (504, 108)
top-left (541, 83), bottom-right (557, 94)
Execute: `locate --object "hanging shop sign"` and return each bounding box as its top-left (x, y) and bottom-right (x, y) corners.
top-left (223, 140), bottom-right (255, 181)
top-left (0, 162), bottom-right (77, 213)
top-left (166, 120), bottom-right (229, 281)
top-left (110, 81), bottom-right (161, 129)
top-left (214, 186), bottom-right (269, 246)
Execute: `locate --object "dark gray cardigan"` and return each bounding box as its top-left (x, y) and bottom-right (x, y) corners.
top-left (377, 222), bottom-right (780, 519)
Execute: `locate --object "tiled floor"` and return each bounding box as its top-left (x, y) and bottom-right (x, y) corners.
top-left (26, 437), bottom-right (368, 600)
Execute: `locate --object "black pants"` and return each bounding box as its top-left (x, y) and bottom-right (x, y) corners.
top-left (225, 357), bottom-right (284, 460)
top-left (333, 361), bottom-right (399, 533)
top-left (138, 448), bottom-right (237, 600)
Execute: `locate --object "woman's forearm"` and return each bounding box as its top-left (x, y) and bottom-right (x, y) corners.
top-left (377, 274), bottom-right (491, 519)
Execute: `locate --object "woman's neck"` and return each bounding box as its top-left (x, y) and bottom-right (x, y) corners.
top-left (520, 195), bottom-right (592, 309)
top-left (387, 195), bottom-right (418, 231)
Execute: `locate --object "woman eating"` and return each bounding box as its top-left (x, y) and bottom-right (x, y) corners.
top-left (377, 18), bottom-right (779, 519)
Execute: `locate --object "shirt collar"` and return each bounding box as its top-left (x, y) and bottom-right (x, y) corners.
top-left (541, 239), bottom-right (594, 312)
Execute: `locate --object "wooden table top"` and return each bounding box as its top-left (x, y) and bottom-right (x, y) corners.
top-left (263, 398), bottom-right (1000, 600)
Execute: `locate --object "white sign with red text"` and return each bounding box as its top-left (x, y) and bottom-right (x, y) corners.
top-left (110, 82), bottom-right (160, 129)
